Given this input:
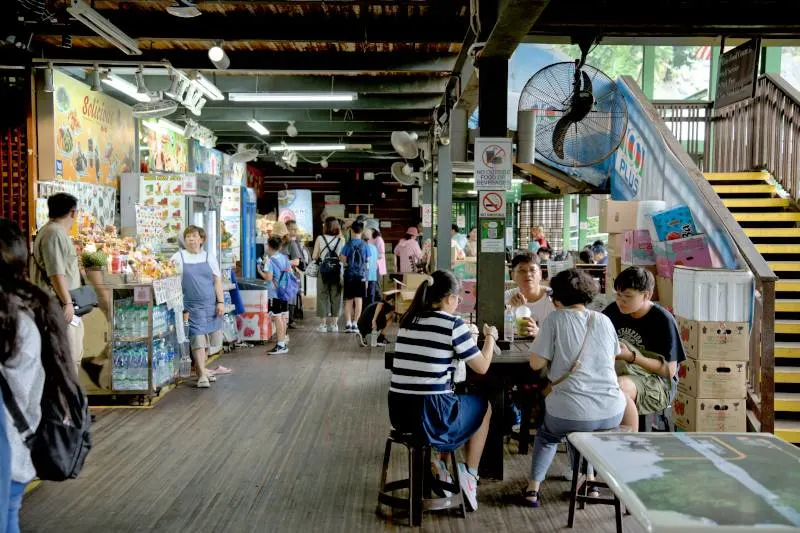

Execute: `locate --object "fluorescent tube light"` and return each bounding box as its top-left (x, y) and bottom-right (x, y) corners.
top-left (142, 119), bottom-right (185, 135)
top-left (66, 0), bottom-right (142, 55)
top-left (102, 73), bottom-right (151, 102)
top-left (228, 92), bottom-right (357, 103)
top-left (247, 119), bottom-right (270, 136)
top-left (270, 144), bottom-right (357, 152)
top-left (191, 72), bottom-right (224, 101)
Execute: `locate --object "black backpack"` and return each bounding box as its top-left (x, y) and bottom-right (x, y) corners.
top-left (344, 239), bottom-right (368, 282)
top-left (319, 237), bottom-right (342, 284)
top-left (0, 335), bottom-right (92, 481)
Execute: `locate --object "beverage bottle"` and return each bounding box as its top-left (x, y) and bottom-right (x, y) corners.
top-left (179, 344), bottom-right (192, 378)
top-left (503, 305), bottom-right (515, 343)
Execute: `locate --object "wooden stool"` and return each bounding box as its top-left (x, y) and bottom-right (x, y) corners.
top-left (567, 426), bottom-right (631, 533)
top-left (376, 429), bottom-right (466, 526)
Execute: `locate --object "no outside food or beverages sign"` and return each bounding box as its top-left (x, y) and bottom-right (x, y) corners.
top-left (479, 191), bottom-right (506, 218)
top-left (475, 137), bottom-right (512, 191)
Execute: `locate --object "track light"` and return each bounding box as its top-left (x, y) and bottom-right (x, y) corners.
top-left (286, 121), bottom-right (298, 137)
top-left (134, 67), bottom-right (148, 94)
top-left (90, 68), bottom-right (102, 92)
top-left (43, 63), bottom-right (54, 93)
top-left (208, 43), bottom-right (230, 70)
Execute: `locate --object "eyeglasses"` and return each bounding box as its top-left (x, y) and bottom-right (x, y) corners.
top-left (514, 267), bottom-right (540, 276)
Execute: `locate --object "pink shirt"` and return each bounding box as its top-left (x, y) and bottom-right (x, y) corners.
top-left (371, 236), bottom-right (387, 276)
top-left (394, 238), bottom-right (422, 274)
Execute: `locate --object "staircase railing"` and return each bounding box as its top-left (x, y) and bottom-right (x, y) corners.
top-left (638, 79), bottom-right (778, 433)
top-left (653, 100), bottom-right (713, 171)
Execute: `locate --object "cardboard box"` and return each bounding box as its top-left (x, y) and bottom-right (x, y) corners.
top-left (678, 358), bottom-right (747, 398)
top-left (648, 204), bottom-right (698, 242)
top-left (600, 199), bottom-right (639, 234)
top-left (656, 276), bottom-right (673, 309)
top-left (607, 233), bottom-right (623, 257)
top-left (672, 390), bottom-right (747, 432)
top-left (622, 229), bottom-right (655, 265)
top-left (653, 234), bottom-right (713, 278)
top-left (678, 317), bottom-right (749, 361)
top-left (605, 256), bottom-right (623, 293)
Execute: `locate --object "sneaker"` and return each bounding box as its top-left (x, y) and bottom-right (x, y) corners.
top-left (376, 335), bottom-right (388, 347)
top-left (327, 324), bottom-right (339, 333)
top-left (358, 333), bottom-right (368, 347)
top-left (196, 376), bottom-right (210, 388)
top-left (431, 459), bottom-right (454, 497)
top-left (206, 374), bottom-right (217, 382)
top-left (284, 334), bottom-right (290, 344)
top-left (316, 324), bottom-right (329, 333)
top-left (268, 344), bottom-right (289, 356)
top-left (457, 463), bottom-right (479, 511)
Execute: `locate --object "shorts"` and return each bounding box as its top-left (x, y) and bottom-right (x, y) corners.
top-left (343, 277), bottom-right (366, 300)
top-left (269, 298), bottom-right (289, 316)
top-left (626, 372), bottom-right (670, 415)
top-left (190, 330), bottom-right (223, 351)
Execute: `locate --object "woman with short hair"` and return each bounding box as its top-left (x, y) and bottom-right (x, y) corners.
top-left (522, 268), bottom-right (625, 507)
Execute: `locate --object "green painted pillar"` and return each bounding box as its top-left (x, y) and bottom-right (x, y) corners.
top-left (578, 195), bottom-right (588, 249)
top-left (642, 45), bottom-right (656, 99)
top-left (562, 194), bottom-right (571, 251)
top-left (708, 45), bottom-right (721, 171)
top-left (762, 47), bottom-right (782, 74)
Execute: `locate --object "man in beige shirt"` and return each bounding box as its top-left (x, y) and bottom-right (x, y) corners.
top-left (32, 193), bottom-right (84, 372)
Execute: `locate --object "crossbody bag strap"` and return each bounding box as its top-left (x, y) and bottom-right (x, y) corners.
top-left (0, 370), bottom-right (34, 445)
top-left (550, 311), bottom-right (596, 388)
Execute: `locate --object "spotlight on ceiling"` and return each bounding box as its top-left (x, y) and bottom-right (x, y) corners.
top-left (43, 63), bottom-right (54, 93)
top-left (286, 121), bottom-right (298, 137)
top-left (90, 67), bottom-right (103, 92)
top-left (320, 158), bottom-right (329, 169)
top-left (208, 43), bottom-right (230, 70)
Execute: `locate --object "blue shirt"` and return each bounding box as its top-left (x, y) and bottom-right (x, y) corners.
top-left (267, 252), bottom-right (291, 299)
top-left (341, 238), bottom-right (372, 277)
top-left (366, 243), bottom-right (378, 282)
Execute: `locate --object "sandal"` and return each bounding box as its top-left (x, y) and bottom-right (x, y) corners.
top-left (522, 490), bottom-right (541, 508)
top-left (587, 484), bottom-right (600, 498)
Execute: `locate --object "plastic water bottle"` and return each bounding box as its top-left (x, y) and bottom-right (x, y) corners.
top-left (504, 305), bottom-right (515, 343)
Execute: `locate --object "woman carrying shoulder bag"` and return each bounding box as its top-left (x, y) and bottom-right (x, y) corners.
top-left (0, 219), bottom-right (65, 530)
top-left (522, 268), bottom-right (625, 507)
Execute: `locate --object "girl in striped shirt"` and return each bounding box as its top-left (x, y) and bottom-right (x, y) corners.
top-left (389, 270), bottom-right (498, 512)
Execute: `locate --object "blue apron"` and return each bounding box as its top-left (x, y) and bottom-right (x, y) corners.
top-left (180, 251), bottom-right (222, 336)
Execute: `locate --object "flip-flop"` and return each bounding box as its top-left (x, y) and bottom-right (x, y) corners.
top-left (208, 365), bottom-right (233, 375)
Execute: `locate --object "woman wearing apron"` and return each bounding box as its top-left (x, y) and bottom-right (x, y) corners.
top-left (171, 226), bottom-right (224, 388)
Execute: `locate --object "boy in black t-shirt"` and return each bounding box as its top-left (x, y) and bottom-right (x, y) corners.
top-left (356, 290), bottom-right (398, 347)
top-left (603, 267), bottom-right (686, 431)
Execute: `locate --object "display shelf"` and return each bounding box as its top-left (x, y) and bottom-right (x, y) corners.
top-left (113, 327), bottom-right (174, 343)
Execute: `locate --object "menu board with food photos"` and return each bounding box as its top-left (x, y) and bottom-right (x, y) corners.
top-left (139, 119), bottom-right (188, 173)
top-left (221, 185), bottom-right (241, 261)
top-left (51, 70), bottom-right (135, 188)
top-left (138, 174), bottom-right (186, 249)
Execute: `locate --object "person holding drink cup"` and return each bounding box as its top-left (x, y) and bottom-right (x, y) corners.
top-left (504, 253), bottom-right (556, 338)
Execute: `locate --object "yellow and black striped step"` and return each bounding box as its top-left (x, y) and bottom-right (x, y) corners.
top-left (734, 212), bottom-right (800, 222)
top-left (712, 184), bottom-right (775, 194)
top-left (776, 342), bottom-right (800, 358)
top-left (776, 420), bottom-right (800, 443)
top-left (756, 244), bottom-right (800, 255)
top-left (723, 198), bottom-right (792, 208)
top-left (705, 172), bottom-right (771, 182)
top-left (746, 228), bottom-right (800, 238)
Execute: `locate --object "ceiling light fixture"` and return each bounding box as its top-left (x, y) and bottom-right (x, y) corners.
top-left (66, 0), bottom-right (142, 55)
top-left (43, 63), bottom-right (54, 93)
top-left (142, 119), bottom-right (184, 135)
top-left (286, 121), bottom-right (298, 137)
top-left (270, 144), bottom-right (370, 152)
top-left (134, 67), bottom-right (148, 94)
top-left (228, 92), bottom-right (357, 103)
top-left (208, 43), bottom-right (230, 70)
top-left (320, 158), bottom-right (329, 168)
top-left (90, 67), bottom-right (102, 92)
top-left (246, 119), bottom-right (270, 136)
top-left (191, 71), bottom-right (224, 101)
top-left (102, 72), bottom-right (151, 102)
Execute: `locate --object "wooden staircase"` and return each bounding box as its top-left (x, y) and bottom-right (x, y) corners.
top-left (706, 171), bottom-right (800, 443)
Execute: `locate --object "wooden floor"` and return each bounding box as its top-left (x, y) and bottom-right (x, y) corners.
top-left (21, 326), bottom-right (642, 533)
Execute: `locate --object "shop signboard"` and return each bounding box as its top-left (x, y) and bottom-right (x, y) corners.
top-left (139, 119), bottom-right (188, 173)
top-left (474, 138), bottom-right (513, 190)
top-left (48, 70), bottom-right (135, 188)
top-left (715, 38), bottom-right (761, 109)
top-left (221, 185), bottom-right (242, 261)
top-left (138, 173), bottom-right (185, 249)
top-left (189, 139), bottom-right (224, 176)
top-left (278, 189), bottom-right (312, 239)
top-left (222, 154), bottom-right (247, 186)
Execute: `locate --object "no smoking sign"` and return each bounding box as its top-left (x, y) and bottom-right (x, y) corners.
top-left (479, 191), bottom-right (506, 218)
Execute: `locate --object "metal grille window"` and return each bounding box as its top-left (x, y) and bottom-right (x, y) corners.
top-left (519, 198), bottom-right (564, 252)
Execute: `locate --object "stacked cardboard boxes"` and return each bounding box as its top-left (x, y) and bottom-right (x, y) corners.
top-left (672, 266), bottom-right (754, 433)
top-left (600, 199), bottom-right (660, 302)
